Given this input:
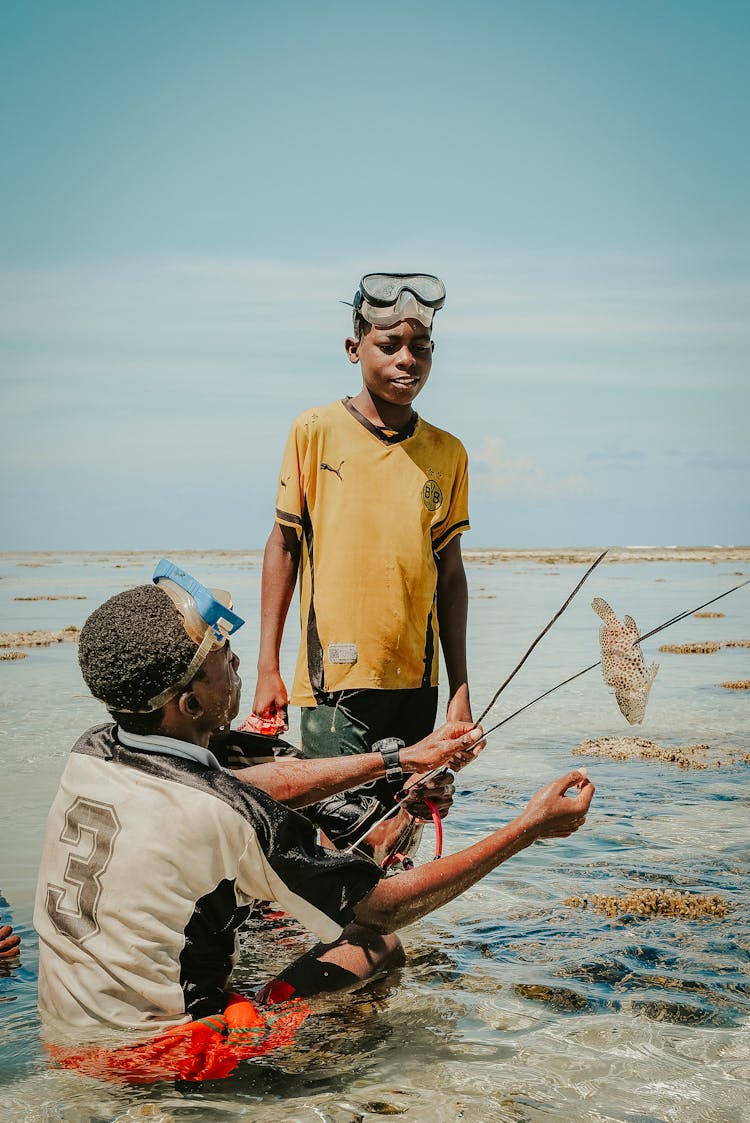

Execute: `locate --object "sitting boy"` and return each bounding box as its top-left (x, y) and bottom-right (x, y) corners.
top-left (34, 560), bottom-right (594, 1083)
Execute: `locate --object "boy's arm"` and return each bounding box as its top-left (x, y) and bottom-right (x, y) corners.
top-left (436, 535), bottom-right (471, 722)
top-left (353, 771), bottom-right (594, 931)
top-left (233, 722), bottom-right (482, 808)
top-left (252, 522), bottom-right (301, 725)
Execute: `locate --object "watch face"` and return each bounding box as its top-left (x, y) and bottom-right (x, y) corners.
top-left (375, 738), bottom-right (404, 752)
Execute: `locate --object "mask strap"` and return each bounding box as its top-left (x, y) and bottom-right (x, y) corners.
top-left (110, 628), bottom-right (216, 714)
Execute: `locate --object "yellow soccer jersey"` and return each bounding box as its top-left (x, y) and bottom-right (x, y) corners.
top-left (275, 399), bottom-right (470, 706)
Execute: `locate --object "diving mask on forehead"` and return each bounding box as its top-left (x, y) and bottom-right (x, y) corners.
top-left (153, 559), bottom-right (244, 646)
top-left (131, 559), bottom-right (246, 712)
top-left (353, 273), bottom-right (446, 329)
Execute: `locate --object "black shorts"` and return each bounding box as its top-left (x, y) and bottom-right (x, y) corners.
top-left (300, 686), bottom-right (439, 759)
top-left (300, 686), bottom-right (439, 816)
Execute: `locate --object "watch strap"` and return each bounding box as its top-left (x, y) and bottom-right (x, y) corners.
top-left (373, 737), bottom-right (405, 782)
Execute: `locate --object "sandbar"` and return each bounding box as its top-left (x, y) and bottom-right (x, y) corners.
top-left (0, 628), bottom-right (80, 648)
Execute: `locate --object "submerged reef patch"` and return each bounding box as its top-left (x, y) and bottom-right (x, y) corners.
top-left (14, 595), bottom-right (86, 602)
top-left (0, 628), bottom-right (80, 648)
top-left (659, 641), bottom-right (722, 654)
top-left (659, 639), bottom-right (750, 653)
top-left (564, 889), bottom-right (733, 921)
top-left (572, 736), bottom-right (749, 769)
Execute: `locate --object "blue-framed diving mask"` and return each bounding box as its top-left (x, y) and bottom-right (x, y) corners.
top-left (153, 558), bottom-right (244, 646)
top-left (129, 559), bottom-right (246, 712)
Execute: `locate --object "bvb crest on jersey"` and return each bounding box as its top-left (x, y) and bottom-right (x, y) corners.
top-left (422, 480), bottom-right (443, 512)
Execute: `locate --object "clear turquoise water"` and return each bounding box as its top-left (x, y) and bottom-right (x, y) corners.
top-left (1, 552), bottom-right (748, 1122)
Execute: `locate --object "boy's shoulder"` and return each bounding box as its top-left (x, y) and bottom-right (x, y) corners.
top-left (289, 400), bottom-right (344, 431)
top-left (415, 415), bottom-right (468, 456)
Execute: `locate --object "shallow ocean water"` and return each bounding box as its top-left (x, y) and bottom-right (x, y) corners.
top-left (0, 550), bottom-right (748, 1123)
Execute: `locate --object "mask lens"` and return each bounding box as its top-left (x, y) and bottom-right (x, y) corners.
top-left (152, 560), bottom-right (245, 648)
top-left (361, 274), bottom-right (405, 303)
top-left (361, 295), bottom-right (435, 329)
top-left (406, 275), bottom-right (445, 304)
top-left (360, 273), bottom-right (446, 308)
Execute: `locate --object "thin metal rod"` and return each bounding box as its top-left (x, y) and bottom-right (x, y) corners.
top-left (344, 577), bottom-right (750, 855)
top-left (481, 661), bottom-right (601, 739)
top-left (343, 794), bottom-right (409, 856)
top-left (343, 550), bottom-right (608, 857)
top-left (478, 576), bottom-right (750, 743)
top-left (636, 578), bottom-right (750, 644)
top-left (474, 549), bottom-right (608, 725)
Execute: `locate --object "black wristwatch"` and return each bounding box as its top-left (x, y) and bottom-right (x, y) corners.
top-left (373, 737), bottom-right (405, 782)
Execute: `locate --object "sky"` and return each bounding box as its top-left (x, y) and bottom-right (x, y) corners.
top-left (1, 0), bottom-right (748, 550)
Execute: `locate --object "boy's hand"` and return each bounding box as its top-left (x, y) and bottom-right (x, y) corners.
top-left (400, 721), bottom-right (484, 775)
top-left (0, 923), bottom-right (20, 960)
top-left (519, 770), bottom-right (595, 841)
top-left (404, 772), bottom-right (455, 820)
top-left (252, 671), bottom-right (289, 732)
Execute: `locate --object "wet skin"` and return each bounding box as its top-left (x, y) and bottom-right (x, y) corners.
top-left (345, 318), bottom-right (434, 430)
top-left (185, 643), bottom-right (242, 739)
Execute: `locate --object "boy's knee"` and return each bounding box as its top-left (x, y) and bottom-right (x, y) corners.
top-left (340, 923), bottom-right (405, 967)
top-left (323, 924), bottom-right (406, 982)
top-left (264, 924), bottom-right (405, 1001)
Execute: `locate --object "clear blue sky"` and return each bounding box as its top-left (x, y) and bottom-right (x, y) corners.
top-left (1, 0), bottom-right (748, 549)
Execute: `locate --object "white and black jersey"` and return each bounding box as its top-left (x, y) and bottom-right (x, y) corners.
top-left (34, 724), bottom-right (382, 1037)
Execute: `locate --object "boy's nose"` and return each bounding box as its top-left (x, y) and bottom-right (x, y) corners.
top-left (396, 347), bottom-right (416, 369)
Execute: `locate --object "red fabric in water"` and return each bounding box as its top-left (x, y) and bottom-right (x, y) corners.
top-left (47, 991), bottom-right (310, 1084)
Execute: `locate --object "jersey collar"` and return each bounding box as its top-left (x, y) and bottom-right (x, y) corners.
top-left (116, 728), bottom-right (223, 771)
top-left (342, 398), bottom-right (418, 445)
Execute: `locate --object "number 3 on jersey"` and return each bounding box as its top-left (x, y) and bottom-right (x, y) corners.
top-left (45, 797), bottom-right (121, 943)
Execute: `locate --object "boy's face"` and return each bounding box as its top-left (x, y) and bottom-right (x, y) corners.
top-left (346, 318), bottom-right (434, 407)
top-left (191, 643), bottom-right (242, 732)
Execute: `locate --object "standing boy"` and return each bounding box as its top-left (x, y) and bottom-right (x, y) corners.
top-left (253, 274), bottom-right (472, 810)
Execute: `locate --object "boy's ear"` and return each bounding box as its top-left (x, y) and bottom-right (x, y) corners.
top-left (178, 690), bottom-right (203, 719)
top-left (344, 336), bottom-right (360, 364)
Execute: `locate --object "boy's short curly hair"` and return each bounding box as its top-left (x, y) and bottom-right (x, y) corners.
top-left (352, 312), bottom-right (371, 341)
top-left (78, 585), bottom-right (199, 732)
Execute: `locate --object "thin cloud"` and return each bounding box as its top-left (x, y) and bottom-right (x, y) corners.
top-left (471, 436), bottom-right (591, 501)
top-left (664, 448), bottom-right (750, 471)
top-left (0, 256), bottom-right (352, 349)
top-left (586, 449), bottom-right (647, 465)
top-left (437, 245), bottom-right (750, 352)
